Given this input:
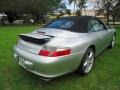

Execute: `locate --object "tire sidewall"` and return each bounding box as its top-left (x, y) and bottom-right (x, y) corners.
top-left (78, 47), bottom-right (95, 75)
top-left (109, 35), bottom-right (116, 48)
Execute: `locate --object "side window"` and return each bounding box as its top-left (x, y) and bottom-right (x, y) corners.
top-left (89, 19), bottom-right (107, 32)
top-left (88, 20), bottom-right (94, 32)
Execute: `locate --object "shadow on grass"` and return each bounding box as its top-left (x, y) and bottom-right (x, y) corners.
top-left (18, 65), bottom-right (87, 85)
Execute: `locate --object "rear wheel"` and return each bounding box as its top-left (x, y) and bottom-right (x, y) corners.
top-left (78, 47), bottom-right (95, 75)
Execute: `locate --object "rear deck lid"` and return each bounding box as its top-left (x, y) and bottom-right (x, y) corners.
top-left (36, 28), bottom-right (86, 39)
top-left (17, 34), bottom-right (53, 54)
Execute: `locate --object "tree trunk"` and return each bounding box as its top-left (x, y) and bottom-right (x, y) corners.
top-left (5, 11), bottom-right (16, 24)
top-left (112, 15), bottom-right (115, 25)
top-left (1, 16), bottom-right (5, 26)
top-left (73, 2), bottom-right (76, 16)
top-left (106, 11), bottom-right (110, 25)
top-left (106, 3), bottom-right (111, 25)
top-left (84, 7), bottom-right (86, 16)
top-left (33, 13), bottom-right (45, 24)
top-left (32, 13), bottom-right (40, 24)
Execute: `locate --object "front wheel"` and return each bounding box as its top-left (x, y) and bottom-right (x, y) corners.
top-left (109, 35), bottom-right (116, 48)
top-left (78, 47), bottom-right (95, 75)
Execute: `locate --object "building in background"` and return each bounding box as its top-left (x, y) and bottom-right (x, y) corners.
top-left (81, 9), bottom-right (96, 16)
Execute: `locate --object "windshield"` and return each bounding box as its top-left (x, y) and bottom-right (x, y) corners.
top-left (45, 20), bottom-right (74, 29)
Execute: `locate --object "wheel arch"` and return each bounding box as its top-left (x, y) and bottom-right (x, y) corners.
top-left (77, 44), bottom-right (96, 74)
top-left (88, 45), bottom-right (96, 55)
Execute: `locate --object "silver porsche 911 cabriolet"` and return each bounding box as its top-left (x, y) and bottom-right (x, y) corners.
top-left (13, 16), bottom-right (116, 81)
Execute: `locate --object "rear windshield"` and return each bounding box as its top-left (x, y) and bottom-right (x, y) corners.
top-left (45, 20), bottom-right (74, 29)
top-left (44, 18), bottom-right (88, 33)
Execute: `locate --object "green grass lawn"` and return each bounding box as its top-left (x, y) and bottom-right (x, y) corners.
top-left (0, 26), bottom-right (120, 90)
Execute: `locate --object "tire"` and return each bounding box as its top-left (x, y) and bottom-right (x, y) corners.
top-left (78, 47), bottom-right (95, 75)
top-left (109, 35), bottom-right (116, 48)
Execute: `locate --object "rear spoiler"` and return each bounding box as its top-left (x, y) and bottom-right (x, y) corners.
top-left (19, 34), bottom-right (53, 45)
top-left (19, 34), bottom-right (54, 39)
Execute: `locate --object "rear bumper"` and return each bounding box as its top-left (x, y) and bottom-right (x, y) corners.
top-left (13, 45), bottom-right (84, 78)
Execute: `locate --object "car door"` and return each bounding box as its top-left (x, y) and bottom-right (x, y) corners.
top-left (88, 19), bottom-right (110, 54)
top-left (96, 20), bottom-right (113, 47)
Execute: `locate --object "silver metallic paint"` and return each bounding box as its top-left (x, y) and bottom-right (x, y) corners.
top-left (13, 27), bottom-right (116, 78)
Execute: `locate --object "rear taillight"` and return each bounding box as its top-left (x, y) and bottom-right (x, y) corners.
top-left (39, 50), bottom-right (50, 56)
top-left (39, 47), bottom-right (71, 57)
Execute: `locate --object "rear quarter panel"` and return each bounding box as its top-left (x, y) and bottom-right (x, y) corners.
top-left (46, 28), bottom-right (115, 58)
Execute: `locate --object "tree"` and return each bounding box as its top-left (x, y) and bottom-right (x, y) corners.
top-left (68, 0), bottom-right (86, 15)
top-left (77, 0), bottom-right (86, 9)
top-left (56, 11), bottom-right (64, 19)
top-left (77, 0), bottom-right (87, 16)
top-left (65, 9), bottom-right (71, 16)
top-left (100, 0), bottom-right (118, 25)
top-left (75, 9), bottom-right (81, 16)
top-left (0, 0), bottom-right (62, 23)
top-left (112, 0), bottom-right (120, 23)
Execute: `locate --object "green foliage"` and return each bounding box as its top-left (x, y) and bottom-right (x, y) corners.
top-left (77, 0), bottom-right (86, 9)
top-left (0, 0), bottom-right (63, 23)
top-left (75, 9), bottom-right (81, 16)
top-left (0, 0), bottom-right (61, 14)
top-left (68, 0), bottom-right (86, 15)
top-left (99, 0), bottom-right (120, 24)
top-left (68, 0), bottom-right (86, 7)
top-left (65, 9), bottom-right (71, 16)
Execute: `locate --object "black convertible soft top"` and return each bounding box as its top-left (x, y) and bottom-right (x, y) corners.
top-left (45, 16), bottom-right (97, 33)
